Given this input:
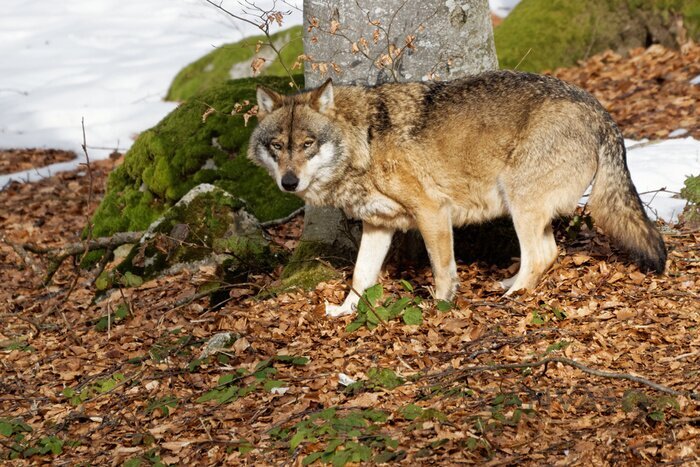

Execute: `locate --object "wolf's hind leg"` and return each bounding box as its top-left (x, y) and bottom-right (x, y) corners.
top-left (505, 216), bottom-right (558, 295)
top-left (325, 222), bottom-right (394, 317)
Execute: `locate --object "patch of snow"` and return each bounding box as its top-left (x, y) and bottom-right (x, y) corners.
top-left (625, 137), bottom-right (700, 224)
top-left (1, 158), bottom-right (90, 188)
top-left (668, 128), bottom-right (688, 138)
top-left (690, 74), bottom-right (700, 85)
top-left (489, 0), bottom-right (521, 17)
top-left (0, 0), bottom-right (302, 170)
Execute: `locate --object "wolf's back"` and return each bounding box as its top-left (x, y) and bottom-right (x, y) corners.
top-left (588, 122), bottom-right (666, 272)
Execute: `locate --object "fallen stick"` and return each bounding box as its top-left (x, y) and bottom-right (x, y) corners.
top-left (24, 230), bottom-right (144, 284)
top-left (453, 356), bottom-right (700, 401)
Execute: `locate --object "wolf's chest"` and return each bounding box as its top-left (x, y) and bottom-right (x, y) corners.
top-left (345, 194), bottom-right (401, 217)
top-left (340, 193), bottom-right (414, 230)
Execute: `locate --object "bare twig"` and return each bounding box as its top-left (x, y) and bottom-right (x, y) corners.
top-left (24, 231), bottom-right (144, 284)
top-left (2, 236), bottom-right (42, 275)
top-left (24, 231), bottom-right (144, 257)
top-left (35, 119), bottom-right (99, 325)
top-left (513, 48), bottom-right (532, 71)
top-left (450, 356), bottom-right (700, 401)
top-left (203, 0), bottom-right (300, 89)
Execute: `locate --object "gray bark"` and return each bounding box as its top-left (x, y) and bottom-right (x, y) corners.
top-left (292, 0), bottom-right (498, 271)
top-left (303, 0), bottom-right (497, 86)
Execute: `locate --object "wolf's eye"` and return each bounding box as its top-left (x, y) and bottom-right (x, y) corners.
top-left (303, 139), bottom-right (315, 148)
top-left (270, 142), bottom-right (283, 151)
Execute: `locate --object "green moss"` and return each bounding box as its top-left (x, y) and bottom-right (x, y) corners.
top-left (278, 241), bottom-right (341, 291)
top-left (681, 174), bottom-right (700, 204)
top-left (495, 0), bottom-right (700, 72)
top-left (166, 26), bottom-right (303, 102)
top-left (91, 75), bottom-right (304, 239)
top-left (681, 174), bottom-right (700, 224)
top-left (104, 186), bottom-right (278, 291)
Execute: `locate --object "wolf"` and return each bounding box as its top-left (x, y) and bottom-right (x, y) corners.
top-left (247, 70), bottom-right (666, 317)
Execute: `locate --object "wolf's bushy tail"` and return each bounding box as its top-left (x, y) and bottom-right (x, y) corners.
top-left (588, 126), bottom-right (666, 273)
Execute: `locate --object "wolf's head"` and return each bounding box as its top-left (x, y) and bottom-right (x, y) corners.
top-left (247, 79), bottom-right (342, 198)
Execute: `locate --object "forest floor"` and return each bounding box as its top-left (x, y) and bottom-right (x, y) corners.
top-left (0, 44), bottom-right (699, 466)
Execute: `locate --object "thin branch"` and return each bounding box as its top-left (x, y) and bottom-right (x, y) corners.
top-left (202, 0), bottom-right (300, 89)
top-left (24, 231), bottom-right (144, 257)
top-left (35, 120), bottom-right (99, 325)
top-left (452, 356), bottom-right (700, 401)
top-left (203, 0), bottom-right (265, 31)
top-left (514, 48), bottom-right (533, 71)
top-left (24, 231), bottom-right (144, 285)
top-left (2, 236), bottom-right (42, 275)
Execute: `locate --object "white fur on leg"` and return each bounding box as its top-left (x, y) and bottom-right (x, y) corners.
top-left (499, 272), bottom-right (519, 291)
top-left (325, 223), bottom-right (394, 318)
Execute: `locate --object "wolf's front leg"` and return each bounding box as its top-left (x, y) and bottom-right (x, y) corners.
top-left (325, 222), bottom-right (394, 317)
top-left (415, 205), bottom-right (458, 301)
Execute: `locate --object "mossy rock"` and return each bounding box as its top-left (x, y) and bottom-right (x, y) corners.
top-left (495, 0), bottom-right (700, 72)
top-left (166, 26), bottom-right (303, 102)
top-left (91, 74), bottom-right (304, 240)
top-left (278, 240), bottom-right (342, 292)
top-left (96, 184), bottom-right (282, 291)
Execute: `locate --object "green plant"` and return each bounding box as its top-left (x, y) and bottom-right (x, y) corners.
top-left (62, 373), bottom-right (126, 406)
top-left (399, 404), bottom-right (448, 431)
top-left (144, 396), bottom-right (179, 418)
top-left (680, 174), bottom-right (700, 224)
top-left (22, 436), bottom-right (65, 457)
top-left (94, 302), bottom-right (130, 331)
top-left (346, 283), bottom-right (424, 332)
top-left (621, 390), bottom-right (680, 422)
top-left (197, 355), bottom-right (308, 404)
top-left (0, 420), bottom-right (70, 460)
top-left (0, 418), bottom-right (32, 459)
top-left (530, 303), bottom-right (567, 325)
top-left (269, 408), bottom-right (402, 466)
top-left (544, 340), bottom-right (570, 355)
top-left (344, 367), bottom-right (405, 395)
top-left (495, 0), bottom-right (700, 72)
top-left (561, 212), bottom-right (594, 240)
top-left (472, 392), bottom-right (536, 435)
top-left (123, 449), bottom-right (167, 467)
top-left (166, 26), bottom-right (303, 101)
top-left (148, 329), bottom-right (200, 363)
top-left (0, 340), bottom-right (34, 352)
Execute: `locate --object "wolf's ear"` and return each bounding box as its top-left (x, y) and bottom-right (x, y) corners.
top-left (256, 85), bottom-right (282, 117)
top-left (310, 78), bottom-right (334, 113)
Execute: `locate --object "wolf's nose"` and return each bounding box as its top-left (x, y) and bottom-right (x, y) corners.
top-left (281, 171), bottom-right (299, 191)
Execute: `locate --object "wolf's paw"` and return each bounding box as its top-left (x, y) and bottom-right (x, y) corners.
top-left (325, 301), bottom-right (356, 318)
top-left (498, 274), bottom-right (518, 290)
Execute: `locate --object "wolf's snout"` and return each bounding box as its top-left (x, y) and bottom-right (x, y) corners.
top-left (281, 171), bottom-right (300, 191)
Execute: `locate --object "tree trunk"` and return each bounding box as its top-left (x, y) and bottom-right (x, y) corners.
top-left (284, 0), bottom-right (498, 283)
